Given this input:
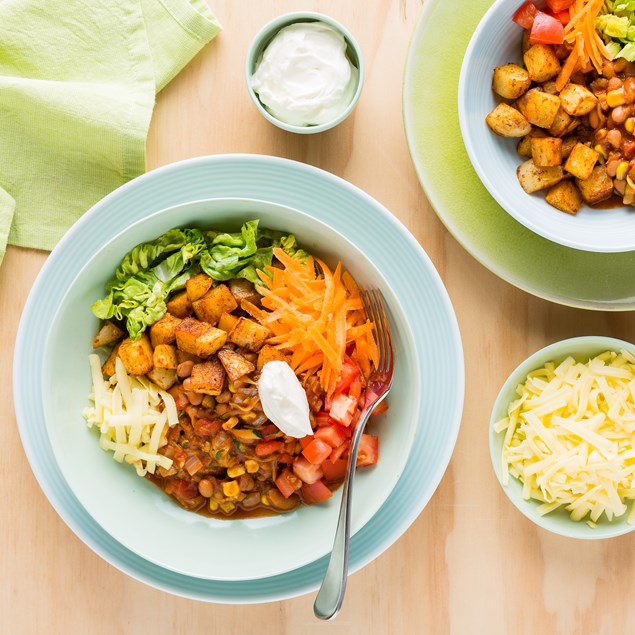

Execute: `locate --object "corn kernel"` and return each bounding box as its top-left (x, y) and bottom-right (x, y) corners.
top-left (222, 416), bottom-right (240, 431)
top-left (219, 501), bottom-right (235, 514)
top-left (222, 480), bottom-right (240, 497)
top-left (227, 465), bottom-right (246, 478)
top-left (626, 118), bottom-right (635, 133)
top-left (596, 128), bottom-right (608, 140)
top-left (617, 161), bottom-right (630, 180)
top-left (228, 380), bottom-right (236, 393)
top-left (594, 144), bottom-right (607, 160)
top-left (202, 395), bottom-right (215, 409)
top-left (209, 499), bottom-right (219, 512)
top-left (245, 460), bottom-right (259, 474)
top-left (627, 175), bottom-right (635, 189)
top-left (607, 88), bottom-right (626, 107)
top-left (236, 492), bottom-right (246, 502)
top-left (261, 495), bottom-right (271, 506)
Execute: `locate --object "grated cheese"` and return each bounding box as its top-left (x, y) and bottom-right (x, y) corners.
top-left (495, 350), bottom-right (635, 525)
top-left (83, 355), bottom-right (179, 477)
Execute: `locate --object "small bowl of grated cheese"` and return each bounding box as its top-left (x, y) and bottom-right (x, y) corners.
top-left (490, 336), bottom-right (635, 539)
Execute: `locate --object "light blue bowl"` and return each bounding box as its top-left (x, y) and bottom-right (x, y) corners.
top-left (490, 336), bottom-right (635, 539)
top-left (245, 12), bottom-right (364, 134)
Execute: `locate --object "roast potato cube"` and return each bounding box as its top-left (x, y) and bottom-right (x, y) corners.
top-left (175, 317), bottom-right (210, 355)
top-left (561, 136), bottom-right (578, 159)
top-left (228, 317), bottom-right (270, 352)
top-left (576, 165), bottom-right (613, 204)
top-left (149, 313), bottom-right (182, 348)
top-left (548, 108), bottom-right (579, 137)
top-left (523, 43), bottom-right (561, 82)
top-left (256, 344), bottom-right (287, 372)
top-left (118, 334), bottom-right (154, 376)
top-left (545, 181), bottom-right (583, 215)
top-left (195, 327), bottom-right (228, 358)
top-left (542, 80), bottom-right (558, 95)
top-left (102, 342), bottom-right (121, 378)
top-left (517, 128), bottom-right (547, 157)
top-left (146, 367), bottom-right (177, 390)
top-left (185, 273), bottom-right (213, 302)
top-left (190, 358), bottom-right (226, 395)
top-left (531, 137), bottom-right (562, 167)
top-left (229, 278), bottom-right (261, 306)
top-left (517, 89), bottom-right (561, 128)
top-left (516, 159), bottom-right (564, 194)
top-left (218, 348), bottom-right (256, 382)
top-left (217, 312), bottom-right (240, 334)
top-left (166, 290), bottom-right (192, 318)
top-left (492, 64), bottom-right (531, 99)
top-left (93, 321), bottom-right (124, 349)
top-left (559, 83), bottom-right (598, 116)
top-left (153, 344), bottom-right (178, 369)
top-left (486, 103), bottom-right (532, 137)
top-left (192, 284), bottom-right (238, 326)
top-left (564, 143), bottom-right (599, 180)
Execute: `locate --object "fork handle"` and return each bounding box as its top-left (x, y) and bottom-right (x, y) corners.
top-left (313, 395), bottom-right (387, 620)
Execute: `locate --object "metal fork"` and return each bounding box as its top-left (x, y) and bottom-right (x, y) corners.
top-left (313, 289), bottom-right (394, 621)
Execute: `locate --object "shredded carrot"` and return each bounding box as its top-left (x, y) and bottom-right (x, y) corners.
top-left (254, 248), bottom-right (378, 394)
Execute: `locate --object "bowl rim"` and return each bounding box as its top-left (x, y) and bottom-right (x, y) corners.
top-left (457, 0), bottom-right (635, 254)
top-left (244, 11), bottom-right (364, 134)
top-left (489, 335), bottom-right (635, 539)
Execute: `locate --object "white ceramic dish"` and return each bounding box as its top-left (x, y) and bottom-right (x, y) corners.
top-left (458, 0), bottom-right (635, 253)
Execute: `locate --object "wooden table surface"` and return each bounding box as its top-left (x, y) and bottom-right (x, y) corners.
top-left (3, 1), bottom-right (635, 633)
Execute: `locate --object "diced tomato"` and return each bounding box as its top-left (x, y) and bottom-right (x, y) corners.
top-left (315, 411), bottom-right (335, 427)
top-left (302, 438), bottom-right (332, 465)
top-left (322, 458), bottom-right (348, 482)
top-left (275, 468), bottom-right (302, 498)
top-left (255, 440), bottom-right (285, 457)
top-left (277, 452), bottom-right (294, 464)
top-left (325, 357), bottom-right (361, 410)
top-left (299, 435), bottom-right (314, 449)
top-left (293, 456), bottom-right (324, 484)
top-left (330, 442), bottom-right (349, 462)
top-left (314, 423), bottom-right (348, 448)
top-left (529, 11), bottom-right (564, 44)
top-left (357, 434), bottom-right (379, 467)
top-left (165, 478), bottom-right (200, 500)
top-left (546, 8), bottom-right (570, 25)
top-left (545, 0), bottom-right (573, 12)
top-left (349, 377), bottom-right (362, 402)
top-left (191, 417), bottom-right (222, 437)
top-left (329, 393), bottom-right (358, 426)
top-left (301, 479), bottom-right (333, 504)
top-left (512, 0), bottom-right (539, 29)
top-left (371, 399), bottom-right (389, 417)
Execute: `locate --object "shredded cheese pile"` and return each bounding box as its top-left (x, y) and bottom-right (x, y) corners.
top-left (83, 355), bottom-right (179, 476)
top-left (494, 350), bottom-right (635, 527)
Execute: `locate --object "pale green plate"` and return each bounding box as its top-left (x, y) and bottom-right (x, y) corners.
top-left (404, 0), bottom-right (635, 311)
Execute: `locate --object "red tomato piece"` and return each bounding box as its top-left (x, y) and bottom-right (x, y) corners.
top-left (322, 458), bottom-right (348, 482)
top-left (315, 411), bottom-right (335, 427)
top-left (349, 377), bottom-right (363, 402)
top-left (545, 0), bottom-right (573, 12)
top-left (302, 438), bottom-right (332, 465)
top-left (166, 478), bottom-right (200, 500)
top-left (529, 11), bottom-right (564, 44)
top-left (255, 440), bottom-right (285, 457)
top-left (301, 480), bottom-right (333, 504)
top-left (275, 468), bottom-right (302, 498)
top-left (357, 434), bottom-right (379, 467)
top-left (293, 456), bottom-right (324, 484)
top-left (329, 393), bottom-right (358, 426)
top-left (299, 435), bottom-right (314, 449)
top-left (512, 0), bottom-right (539, 29)
top-left (314, 423), bottom-right (348, 448)
top-left (371, 400), bottom-right (389, 417)
top-left (546, 8), bottom-right (570, 25)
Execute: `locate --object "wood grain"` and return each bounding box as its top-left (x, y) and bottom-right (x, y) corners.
top-left (3, 1), bottom-right (635, 633)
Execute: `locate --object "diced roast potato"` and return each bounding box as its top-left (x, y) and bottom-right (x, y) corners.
top-left (257, 344), bottom-right (287, 372)
top-left (523, 44), bottom-right (561, 83)
top-left (486, 103), bottom-right (532, 138)
top-left (101, 342), bottom-right (121, 377)
top-left (185, 273), bottom-right (213, 302)
top-left (542, 80), bottom-right (558, 95)
top-left (192, 284), bottom-right (238, 326)
top-left (564, 142), bottom-right (599, 180)
top-left (559, 83), bottom-right (598, 116)
top-left (217, 348), bottom-right (256, 382)
top-left (195, 326), bottom-right (228, 358)
top-left (531, 137), bottom-right (562, 167)
top-left (545, 181), bottom-right (583, 215)
top-left (217, 312), bottom-right (240, 333)
top-left (118, 334), bottom-right (154, 376)
top-left (146, 367), bottom-right (177, 390)
top-left (561, 136), bottom-right (578, 159)
top-left (517, 89), bottom-right (561, 128)
top-left (228, 317), bottom-right (270, 352)
top-left (548, 108), bottom-right (579, 137)
top-left (517, 128), bottom-right (548, 157)
top-left (153, 344), bottom-right (178, 369)
top-left (175, 317), bottom-right (210, 356)
top-left (149, 312), bottom-right (182, 348)
top-left (190, 358), bottom-right (226, 395)
top-left (576, 165), bottom-right (613, 204)
top-left (166, 290), bottom-right (192, 319)
top-left (492, 64), bottom-right (531, 100)
top-left (93, 321), bottom-right (124, 349)
top-left (516, 159), bottom-right (564, 194)
top-left (229, 278), bottom-right (261, 306)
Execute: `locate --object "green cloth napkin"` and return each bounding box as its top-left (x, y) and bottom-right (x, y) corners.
top-left (0, 0), bottom-right (221, 265)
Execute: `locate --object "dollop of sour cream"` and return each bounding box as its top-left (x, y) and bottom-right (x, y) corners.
top-left (251, 21), bottom-right (359, 127)
top-left (257, 361), bottom-right (313, 438)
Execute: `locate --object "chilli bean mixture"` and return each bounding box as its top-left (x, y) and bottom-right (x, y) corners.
top-left (85, 223), bottom-right (386, 518)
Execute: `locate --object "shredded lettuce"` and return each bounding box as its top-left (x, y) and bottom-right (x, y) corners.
top-left (92, 220), bottom-right (306, 340)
